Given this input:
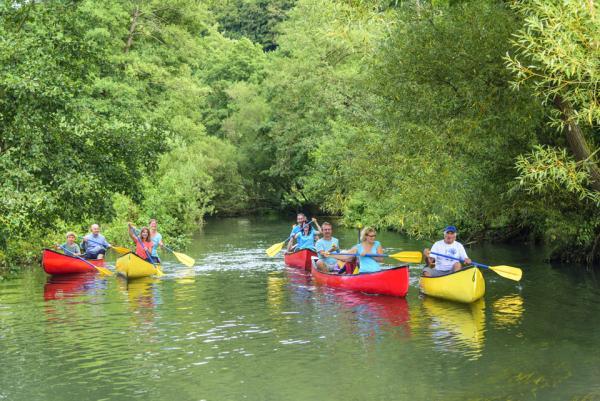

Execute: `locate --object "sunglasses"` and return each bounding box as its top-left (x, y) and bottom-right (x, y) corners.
top-left (366, 234), bottom-right (376, 238)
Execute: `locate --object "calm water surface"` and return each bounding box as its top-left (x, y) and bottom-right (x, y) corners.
top-left (1, 217), bottom-right (600, 401)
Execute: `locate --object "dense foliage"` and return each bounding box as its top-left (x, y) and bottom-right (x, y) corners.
top-left (1, 0), bottom-right (598, 269)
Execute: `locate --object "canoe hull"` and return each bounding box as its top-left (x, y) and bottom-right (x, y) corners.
top-left (42, 249), bottom-right (105, 275)
top-left (311, 261), bottom-right (409, 297)
top-left (284, 249), bottom-right (317, 270)
top-left (116, 253), bottom-right (160, 279)
top-left (419, 266), bottom-right (485, 303)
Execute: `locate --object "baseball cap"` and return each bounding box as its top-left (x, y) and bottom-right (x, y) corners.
top-left (444, 225), bottom-right (457, 233)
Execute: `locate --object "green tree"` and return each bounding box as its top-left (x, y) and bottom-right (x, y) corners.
top-left (506, 0), bottom-right (599, 190)
top-left (505, 0), bottom-right (600, 264)
top-left (0, 0), bottom-right (249, 266)
top-left (306, 1), bottom-right (545, 240)
top-left (207, 0), bottom-right (296, 51)
top-left (225, 0), bottom-right (395, 209)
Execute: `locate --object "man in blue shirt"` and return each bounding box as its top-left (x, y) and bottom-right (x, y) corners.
top-left (286, 213), bottom-right (307, 252)
top-left (81, 224), bottom-right (111, 260)
top-left (315, 222), bottom-right (340, 272)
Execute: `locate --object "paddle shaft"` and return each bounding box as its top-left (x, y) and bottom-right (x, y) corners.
top-left (328, 252), bottom-right (386, 258)
top-left (429, 251), bottom-right (483, 267)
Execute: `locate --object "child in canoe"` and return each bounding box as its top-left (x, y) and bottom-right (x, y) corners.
top-left (128, 223), bottom-right (154, 262)
top-left (55, 232), bottom-right (81, 257)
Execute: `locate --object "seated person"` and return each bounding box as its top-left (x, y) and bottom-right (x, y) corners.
top-left (81, 224), bottom-right (111, 260)
top-left (315, 222), bottom-right (340, 272)
top-left (56, 231), bottom-right (81, 257)
top-left (423, 225), bottom-right (472, 277)
top-left (331, 227), bottom-right (384, 274)
top-left (291, 220), bottom-right (322, 252)
top-left (128, 223), bottom-right (154, 261)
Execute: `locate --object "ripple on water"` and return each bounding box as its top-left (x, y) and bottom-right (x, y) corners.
top-left (2, 219), bottom-right (600, 401)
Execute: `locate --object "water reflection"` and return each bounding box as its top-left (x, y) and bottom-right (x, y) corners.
top-left (284, 267), bottom-right (314, 306)
top-left (422, 297), bottom-right (486, 359)
top-left (44, 273), bottom-right (97, 301)
top-left (492, 294), bottom-right (524, 327)
top-left (174, 265), bottom-right (196, 285)
top-left (118, 276), bottom-right (160, 310)
top-left (334, 291), bottom-right (411, 336)
top-left (267, 271), bottom-right (286, 312)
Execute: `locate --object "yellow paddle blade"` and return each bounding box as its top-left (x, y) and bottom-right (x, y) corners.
top-left (155, 266), bottom-right (164, 277)
top-left (96, 266), bottom-right (113, 276)
top-left (490, 265), bottom-right (522, 281)
top-left (173, 251), bottom-right (195, 267)
top-left (111, 245), bottom-right (130, 255)
top-left (266, 241), bottom-right (285, 257)
top-left (388, 251), bottom-right (423, 263)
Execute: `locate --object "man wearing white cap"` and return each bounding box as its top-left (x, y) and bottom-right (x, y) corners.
top-left (423, 225), bottom-right (472, 277)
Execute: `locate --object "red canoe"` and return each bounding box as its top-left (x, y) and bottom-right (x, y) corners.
top-left (41, 248), bottom-right (105, 275)
top-left (310, 261), bottom-right (410, 297)
top-left (284, 249), bottom-right (317, 269)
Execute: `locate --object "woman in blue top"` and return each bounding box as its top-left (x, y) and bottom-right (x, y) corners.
top-left (345, 227), bottom-right (384, 273)
top-left (293, 221), bottom-right (321, 251)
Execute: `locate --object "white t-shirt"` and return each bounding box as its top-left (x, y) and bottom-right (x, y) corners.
top-left (430, 240), bottom-right (469, 271)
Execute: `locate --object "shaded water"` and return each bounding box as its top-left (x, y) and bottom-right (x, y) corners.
top-left (1, 217), bottom-right (600, 400)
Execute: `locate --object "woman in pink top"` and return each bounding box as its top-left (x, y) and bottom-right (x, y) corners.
top-left (128, 223), bottom-right (154, 261)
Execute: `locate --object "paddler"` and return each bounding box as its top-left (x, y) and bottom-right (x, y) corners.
top-left (423, 225), bottom-right (472, 277)
top-left (128, 223), bottom-right (154, 261)
top-left (81, 224), bottom-right (111, 260)
top-left (315, 222), bottom-right (340, 272)
top-left (286, 212), bottom-right (308, 252)
top-left (55, 232), bottom-right (81, 257)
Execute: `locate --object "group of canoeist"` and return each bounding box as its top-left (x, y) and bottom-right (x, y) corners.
top-left (55, 220), bottom-right (164, 263)
top-left (286, 212), bottom-right (471, 277)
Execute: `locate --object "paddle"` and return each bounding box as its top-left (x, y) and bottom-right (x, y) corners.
top-left (328, 251), bottom-right (423, 264)
top-left (429, 251), bottom-right (522, 281)
top-left (107, 244), bottom-right (131, 255)
top-left (129, 225), bottom-right (163, 277)
top-left (58, 245), bottom-right (113, 276)
top-left (164, 246), bottom-right (195, 267)
top-left (266, 234), bottom-right (293, 257)
top-left (81, 236), bottom-right (130, 255)
top-left (266, 219), bottom-right (318, 257)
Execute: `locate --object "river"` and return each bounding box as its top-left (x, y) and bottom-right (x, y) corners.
top-left (1, 217), bottom-right (599, 400)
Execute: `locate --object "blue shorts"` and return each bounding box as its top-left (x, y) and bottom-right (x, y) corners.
top-left (84, 249), bottom-right (106, 260)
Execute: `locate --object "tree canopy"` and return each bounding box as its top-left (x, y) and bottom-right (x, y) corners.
top-left (1, 0), bottom-right (598, 268)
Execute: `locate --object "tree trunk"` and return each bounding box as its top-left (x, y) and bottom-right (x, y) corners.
top-left (123, 7), bottom-right (141, 53)
top-left (553, 96), bottom-right (600, 192)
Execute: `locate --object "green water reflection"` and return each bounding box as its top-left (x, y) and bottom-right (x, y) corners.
top-left (1, 217), bottom-right (600, 401)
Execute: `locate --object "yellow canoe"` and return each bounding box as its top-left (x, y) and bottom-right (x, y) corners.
top-left (116, 253), bottom-right (161, 279)
top-left (419, 266), bottom-right (485, 303)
